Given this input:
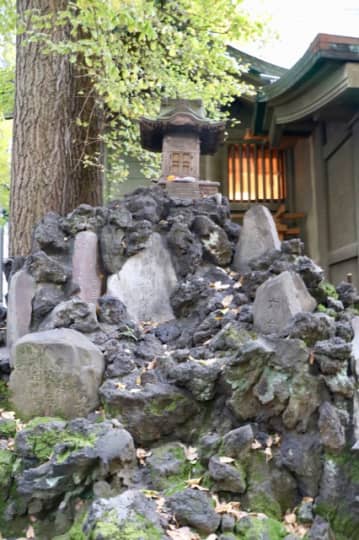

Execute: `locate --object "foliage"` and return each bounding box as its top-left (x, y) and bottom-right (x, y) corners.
top-left (0, 118), bottom-right (11, 219)
top-left (16, 0), bottom-right (266, 196)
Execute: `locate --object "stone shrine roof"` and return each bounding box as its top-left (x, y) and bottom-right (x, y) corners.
top-left (140, 98), bottom-right (226, 155)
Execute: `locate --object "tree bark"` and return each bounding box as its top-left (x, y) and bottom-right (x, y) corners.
top-left (10, 0), bottom-right (103, 256)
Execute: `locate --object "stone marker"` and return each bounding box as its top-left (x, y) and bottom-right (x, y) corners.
top-left (72, 231), bottom-right (101, 304)
top-left (10, 328), bottom-right (104, 419)
top-left (234, 204), bottom-right (281, 273)
top-left (107, 233), bottom-right (177, 323)
top-left (253, 271), bottom-right (316, 334)
top-left (7, 269), bottom-right (35, 360)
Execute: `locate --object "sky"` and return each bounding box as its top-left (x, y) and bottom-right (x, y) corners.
top-left (241, 0), bottom-right (359, 68)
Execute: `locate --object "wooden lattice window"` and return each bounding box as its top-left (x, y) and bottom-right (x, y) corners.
top-left (228, 143), bottom-right (286, 202)
top-left (170, 151), bottom-right (193, 177)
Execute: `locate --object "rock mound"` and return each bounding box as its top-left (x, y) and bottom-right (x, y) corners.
top-left (0, 188), bottom-right (358, 539)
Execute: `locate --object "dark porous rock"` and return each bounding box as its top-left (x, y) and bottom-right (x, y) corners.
top-left (170, 276), bottom-right (211, 318)
top-left (314, 336), bottom-right (351, 374)
top-left (221, 424), bottom-right (254, 459)
top-left (41, 297), bottom-right (99, 333)
top-left (61, 204), bottom-right (106, 234)
top-left (307, 516), bottom-right (335, 540)
top-left (192, 194), bottom-right (230, 226)
top-left (125, 219), bottom-right (153, 256)
top-left (15, 419), bottom-right (135, 514)
top-left (167, 222), bottom-right (203, 277)
top-left (326, 296), bottom-right (344, 313)
top-left (135, 334), bottom-right (164, 361)
top-left (335, 319), bottom-right (354, 342)
top-left (193, 310), bottom-right (226, 345)
top-left (209, 323), bottom-right (254, 352)
top-left (0, 346), bottom-right (10, 377)
top-left (191, 215), bottom-right (232, 266)
top-left (240, 270), bottom-right (271, 300)
top-left (83, 489), bottom-right (164, 539)
top-left (318, 402), bottom-right (346, 451)
top-left (208, 455), bottom-right (246, 493)
top-left (99, 224), bottom-right (126, 273)
top-left (323, 366), bottom-right (355, 398)
top-left (245, 451), bottom-right (299, 519)
top-left (281, 312), bottom-right (336, 347)
top-left (99, 380), bottom-right (198, 444)
top-left (31, 283), bottom-right (65, 326)
top-left (316, 451), bottom-right (359, 540)
top-left (198, 433), bottom-right (222, 465)
top-left (248, 249), bottom-right (280, 272)
top-left (294, 256), bottom-right (324, 292)
top-left (281, 238), bottom-right (304, 256)
top-left (238, 304), bottom-right (253, 324)
top-left (279, 432), bottom-right (322, 497)
top-left (97, 295), bottom-right (129, 325)
top-left (235, 516), bottom-right (287, 539)
top-left (161, 357), bottom-right (221, 401)
top-left (223, 219), bottom-right (241, 242)
top-left (281, 368), bottom-right (322, 431)
top-left (155, 319), bottom-right (183, 344)
top-left (103, 339), bottom-right (137, 378)
top-left (167, 488), bottom-right (220, 534)
top-left (107, 205), bottom-right (133, 228)
top-left (25, 251), bottom-right (71, 284)
top-left (146, 442), bottom-right (189, 492)
top-left (336, 280), bottom-right (359, 307)
top-left (297, 499), bottom-right (314, 524)
top-left (33, 212), bottom-right (69, 253)
top-left (124, 187), bottom-right (169, 223)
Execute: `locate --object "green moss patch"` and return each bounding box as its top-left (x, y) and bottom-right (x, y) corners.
top-left (91, 510), bottom-right (162, 540)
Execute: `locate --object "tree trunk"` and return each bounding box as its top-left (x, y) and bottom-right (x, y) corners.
top-left (10, 0), bottom-right (103, 256)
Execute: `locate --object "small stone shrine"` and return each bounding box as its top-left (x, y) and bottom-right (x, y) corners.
top-left (140, 98), bottom-right (225, 198)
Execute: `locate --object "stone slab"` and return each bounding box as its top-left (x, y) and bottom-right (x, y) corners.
top-left (6, 269), bottom-right (35, 361)
top-left (107, 233), bottom-right (178, 323)
top-left (234, 204), bottom-right (281, 273)
top-left (72, 231), bottom-right (102, 304)
top-left (253, 270), bottom-right (317, 334)
top-left (9, 328), bottom-right (104, 419)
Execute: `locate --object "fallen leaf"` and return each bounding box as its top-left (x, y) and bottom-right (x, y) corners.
top-left (251, 439), bottom-right (262, 450)
top-left (212, 495), bottom-right (242, 519)
top-left (136, 448), bottom-right (152, 465)
top-left (185, 477), bottom-right (208, 491)
top-left (181, 445), bottom-right (198, 462)
top-left (218, 456), bottom-right (235, 464)
top-left (309, 351), bottom-right (315, 365)
top-left (115, 382), bottom-right (126, 390)
top-left (135, 375), bottom-right (142, 385)
top-left (233, 281), bottom-right (242, 289)
top-left (264, 447), bottom-right (273, 462)
top-left (221, 294), bottom-right (233, 307)
top-left (210, 281), bottom-right (230, 291)
top-left (1, 411), bottom-right (15, 420)
top-left (167, 527), bottom-right (200, 540)
top-left (26, 525), bottom-right (35, 539)
top-left (145, 359), bottom-right (157, 370)
top-left (284, 512), bottom-right (296, 525)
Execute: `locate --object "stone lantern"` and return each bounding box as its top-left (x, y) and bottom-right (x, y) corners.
top-left (140, 98), bottom-right (225, 198)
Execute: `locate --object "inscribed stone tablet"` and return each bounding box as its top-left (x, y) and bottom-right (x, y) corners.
top-left (72, 231), bottom-right (101, 304)
top-left (234, 205), bottom-right (281, 273)
top-left (253, 271), bottom-right (316, 334)
top-left (10, 328), bottom-right (104, 419)
top-left (7, 269), bottom-right (35, 360)
top-left (107, 233), bottom-right (178, 323)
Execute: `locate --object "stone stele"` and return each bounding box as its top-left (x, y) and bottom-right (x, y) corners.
top-left (253, 270), bottom-right (317, 334)
top-left (72, 230), bottom-right (102, 304)
top-left (107, 233), bottom-right (178, 323)
top-left (7, 269), bottom-right (35, 360)
top-left (9, 328), bottom-right (104, 419)
top-left (234, 204), bottom-right (281, 273)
